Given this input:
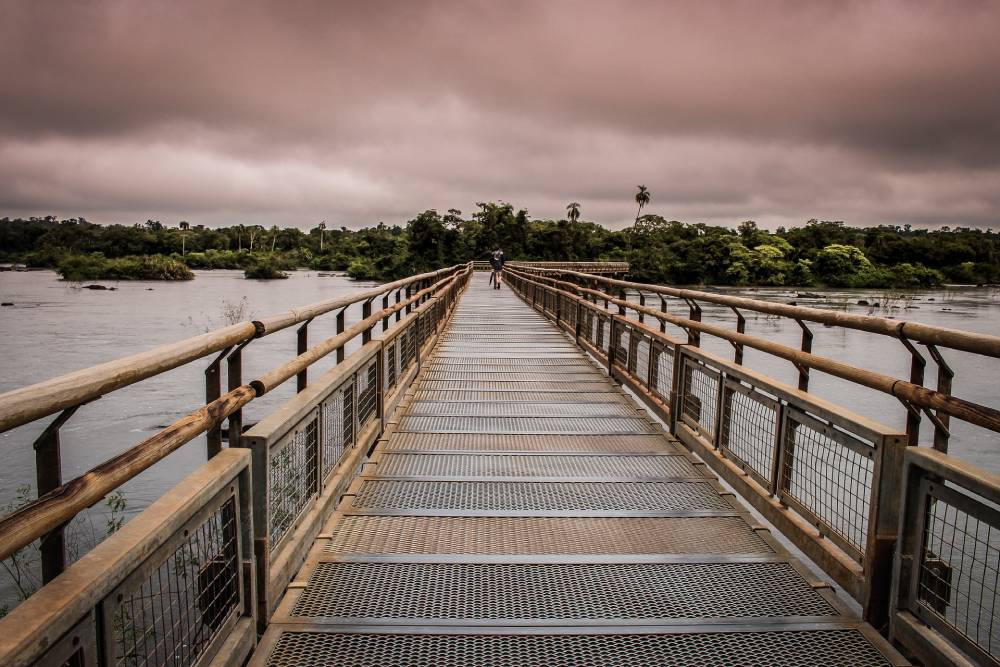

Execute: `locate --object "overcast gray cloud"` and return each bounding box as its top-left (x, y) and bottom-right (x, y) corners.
top-left (1, 0), bottom-right (999, 229)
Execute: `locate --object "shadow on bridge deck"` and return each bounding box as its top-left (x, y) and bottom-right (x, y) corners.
top-left (250, 279), bottom-right (907, 665)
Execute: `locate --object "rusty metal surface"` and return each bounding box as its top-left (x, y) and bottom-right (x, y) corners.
top-left (253, 279), bottom-right (907, 666)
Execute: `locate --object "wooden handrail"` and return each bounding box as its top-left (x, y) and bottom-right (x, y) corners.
top-left (517, 265), bottom-right (1000, 358)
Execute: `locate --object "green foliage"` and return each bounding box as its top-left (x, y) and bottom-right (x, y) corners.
top-left (244, 257), bottom-right (289, 279)
top-left (4, 213), bottom-right (998, 287)
top-left (1, 487), bottom-right (128, 616)
top-left (57, 253), bottom-right (194, 281)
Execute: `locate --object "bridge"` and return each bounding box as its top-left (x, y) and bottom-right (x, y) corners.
top-left (0, 262), bottom-right (997, 666)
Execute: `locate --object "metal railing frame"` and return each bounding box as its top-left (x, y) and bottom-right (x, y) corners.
top-left (505, 267), bottom-right (1000, 664)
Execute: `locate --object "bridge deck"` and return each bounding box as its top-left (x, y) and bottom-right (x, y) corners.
top-left (251, 281), bottom-right (905, 665)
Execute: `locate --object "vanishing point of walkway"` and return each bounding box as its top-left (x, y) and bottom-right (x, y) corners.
top-left (252, 280), bottom-right (903, 665)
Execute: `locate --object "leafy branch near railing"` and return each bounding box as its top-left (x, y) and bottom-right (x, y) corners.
top-left (0, 488), bottom-right (129, 616)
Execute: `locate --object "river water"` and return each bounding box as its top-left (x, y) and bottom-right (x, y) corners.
top-left (1, 270), bottom-right (998, 607)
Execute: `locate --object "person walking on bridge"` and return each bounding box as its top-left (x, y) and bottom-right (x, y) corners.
top-left (489, 248), bottom-right (505, 290)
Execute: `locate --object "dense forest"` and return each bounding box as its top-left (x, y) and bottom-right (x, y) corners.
top-left (2, 202), bottom-right (999, 287)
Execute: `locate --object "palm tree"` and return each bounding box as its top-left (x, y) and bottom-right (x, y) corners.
top-left (629, 185), bottom-right (651, 262)
top-left (270, 225), bottom-right (280, 253)
top-left (566, 202), bottom-right (581, 223)
top-left (317, 221), bottom-right (327, 252)
top-left (634, 185), bottom-right (650, 222)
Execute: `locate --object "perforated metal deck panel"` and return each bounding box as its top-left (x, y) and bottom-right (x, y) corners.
top-left (349, 479), bottom-right (735, 513)
top-left (262, 628), bottom-right (895, 667)
top-left (412, 389), bottom-right (628, 403)
top-left (324, 516), bottom-right (774, 555)
top-left (291, 561), bottom-right (837, 620)
top-left (374, 453), bottom-right (700, 479)
top-left (252, 279), bottom-right (908, 667)
top-left (398, 415), bottom-right (655, 434)
top-left (383, 433), bottom-right (676, 452)
top-left (406, 401), bottom-right (638, 417)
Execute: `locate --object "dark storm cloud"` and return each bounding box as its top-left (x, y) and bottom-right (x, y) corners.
top-left (1, 0), bottom-right (999, 228)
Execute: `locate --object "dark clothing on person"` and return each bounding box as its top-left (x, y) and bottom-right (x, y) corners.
top-left (489, 250), bottom-right (505, 289)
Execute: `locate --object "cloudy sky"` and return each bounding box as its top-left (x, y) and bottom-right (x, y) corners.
top-left (2, 0), bottom-right (999, 230)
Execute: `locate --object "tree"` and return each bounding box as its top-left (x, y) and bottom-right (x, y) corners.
top-left (566, 202), bottom-right (581, 223)
top-left (317, 221), bottom-right (327, 252)
top-left (247, 225), bottom-right (263, 252)
top-left (630, 185), bottom-right (651, 261)
top-left (634, 186), bottom-right (650, 222)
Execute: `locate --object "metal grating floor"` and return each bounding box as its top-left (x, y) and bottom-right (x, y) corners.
top-left (406, 401), bottom-right (638, 417)
top-left (291, 561), bottom-right (837, 620)
top-left (350, 479), bottom-right (734, 513)
top-left (253, 278), bottom-right (907, 666)
top-left (324, 516), bottom-right (774, 554)
top-left (373, 453), bottom-right (700, 478)
top-left (263, 629), bottom-right (894, 667)
top-left (398, 415), bottom-right (655, 434)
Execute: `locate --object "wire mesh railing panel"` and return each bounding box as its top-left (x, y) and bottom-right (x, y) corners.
top-left (678, 355), bottom-right (720, 442)
top-left (599, 316), bottom-right (611, 356)
top-left (320, 380), bottom-right (352, 479)
top-left (720, 381), bottom-right (780, 489)
top-left (634, 334), bottom-right (650, 385)
top-left (357, 358), bottom-right (378, 428)
top-left (109, 495), bottom-right (241, 667)
top-left (269, 417), bottom-right (319, 547)
top-left (400, 328), bottom-right (415, 374)
top-left (779, 408), bottom-right (874, 559)
top-left (652, 344), bottom-right (675, 405)
top-left (384, 341), bottom-right (397, 392)
top-left (916, 482), bottom-right (1000, 662)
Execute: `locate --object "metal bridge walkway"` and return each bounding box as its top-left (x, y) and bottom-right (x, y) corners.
top-left (251, 280), bottom-right (904, 666)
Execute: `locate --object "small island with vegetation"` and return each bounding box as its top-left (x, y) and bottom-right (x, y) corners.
top-left (2, 196), bottom-right (999, 287)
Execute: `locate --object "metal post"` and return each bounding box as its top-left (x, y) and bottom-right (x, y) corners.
top-left (638, 293), bottom-right (645, 323)
top-left (730, 306), bottom-right (745, 365)
top-left (927, 344), bottom-right (954, 452)
top-left (335, 307), bottom-right (346, 363)
top-left (362, 299), bottom-right (373, 344)
top-left (34, 406), bottom-right (79, 584)
top-left (617, 288), bottom-right (627, 316)
top-left (608, 317), bottom-right (617, 374)
top-left (897, 335), bottom-right (925, 446)
top-left (686, 299), bottom-right (701, 347)
top-left (659, 297), bottom-right (667, 333)
top-left (405, 286), bottom-right (413, 315)
top-left (205, 346), bottom-right (232, 457)
top-left (227, 340), bottom-right (251, 447)
top-left (296, 319), bottom-right (311, 393)
top-left (382, 294), bottom-right (390, 332)
top-left (796, 319), bottom-right (813, 391)
top-left (395, 289), bottom-right (402, 322)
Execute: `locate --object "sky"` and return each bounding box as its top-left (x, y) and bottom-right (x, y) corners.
top-left (1, 0), bottom-right (999, 231)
